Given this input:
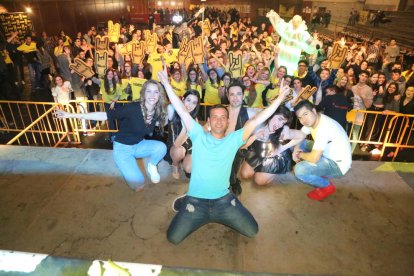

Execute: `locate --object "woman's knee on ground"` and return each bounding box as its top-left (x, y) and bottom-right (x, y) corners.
top-left (240, 163), bottom-right (254, 179)
top-left (254, 173), bottom-right (273, 186)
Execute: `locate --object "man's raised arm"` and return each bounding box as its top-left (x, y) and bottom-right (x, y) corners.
top-left (157, 69), bottom-right (194, 132)
top-left (242, 79), bottom-right (290, 141)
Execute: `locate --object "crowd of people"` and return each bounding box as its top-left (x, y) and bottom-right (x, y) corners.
top-left (1, 6), bottom-right (414, 244)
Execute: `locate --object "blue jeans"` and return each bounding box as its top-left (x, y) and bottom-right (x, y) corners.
top-left (294, 140), bottom-right (343, 188)
top-left (167, 193), bottom-right (258, 244)
top-left (113, 140), bottom-right (167, 190)
top-left (28, 62), bottom-right (41, 89)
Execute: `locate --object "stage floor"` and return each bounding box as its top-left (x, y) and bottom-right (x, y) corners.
top-left (0, 145), bottom-right (413, 275)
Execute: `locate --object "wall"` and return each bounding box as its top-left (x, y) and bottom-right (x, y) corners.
top-left (364, 0), bottom-right (400, 11)
top-left (0, 0), bottom-right (146, 37)
top-left (311, 1), bottom-right (364, 25)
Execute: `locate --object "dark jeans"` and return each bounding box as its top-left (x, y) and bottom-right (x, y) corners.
top-left (167, 193), bottom-right (258, 244)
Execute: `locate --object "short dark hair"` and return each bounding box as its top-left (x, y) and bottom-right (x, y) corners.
top-left (359, 70), bottom-right (370, 77)
top-left (208, 104), bottom-right (229, 118)
top-left (326, 85), bottom-right (342, 94)
top-left (391, 69), bottom-right (402, 75)
top-left (298, 60), bottom-right (309, 66)
top-left (228, 80), bottom-right (244, 92)
top-left (293, 100), bottom-right (315, 113)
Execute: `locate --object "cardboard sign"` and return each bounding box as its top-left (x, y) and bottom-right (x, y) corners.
top-left (94, 51), bottom-right (108, 78)
top-left (178, 38), bottom-right (193, 66)
top-left (118, 41), bottom-right (133, 56)
top-left (178, 37), bottom-right (205, 66)
top-left (69, 58), bottom-right (95, 79)
top-left (191, 36), bottom-right (205, 65)
top-left (144, 30), bottom-right (158, 53)
top-left (293, 85), bottom-right (317, 104)
top-left (132, 41), bottom-right (146, 65)
top-left (95, 35), bottom-right (110, 52)
top-left (107, 20), bottom-right (120, 43)
top-left (328, 42), bottom-right (348, 69)
top-left (201, 18), bottom-right (211, 36)
top-left (228, 51), bottom-right (243, 78)
top-left (281, 90), bottom-right (294, 105)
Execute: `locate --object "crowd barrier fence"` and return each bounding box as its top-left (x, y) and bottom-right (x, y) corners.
top-left (1, 100), bottom-right (413, 161)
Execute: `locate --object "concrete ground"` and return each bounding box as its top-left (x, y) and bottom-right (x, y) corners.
top-left (0, 145), bottom-right (413, 275)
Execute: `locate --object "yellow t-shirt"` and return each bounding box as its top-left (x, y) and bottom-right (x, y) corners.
top-left (171, 79), bottom-right (187, 97)
top-left (189, 83), bottom-right (202, 98)
top-left (17, 42), bottom-right (36, 53)
top-left (120, 77), bottom-right (147, 101)
top-left (54, 46), bottom-right (64, 56)
top-left (2, 51), bottom-right (12, 64)
top-left (147, 53), bottom-right (163, 81)
top-left (164, 49), bottom-right (179, 65)
top-left (253, 83), bottom-right (266, 108)
top-left (265, 76), bottom-right (279, 103)
top-left (204, 79), bottom-right (221, 105)
top-left (100, 81), bottom-right (122, 103)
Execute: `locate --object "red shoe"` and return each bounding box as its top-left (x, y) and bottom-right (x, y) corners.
top-left (307, 183), bottom-right (336, 201)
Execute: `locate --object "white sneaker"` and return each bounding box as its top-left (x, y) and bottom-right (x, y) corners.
top-left (370, 148), bottom-right (381, 155)
top-left (21, 80), bottom-right (25, 85)
top-left (147, 163), bottom-right (160, 183)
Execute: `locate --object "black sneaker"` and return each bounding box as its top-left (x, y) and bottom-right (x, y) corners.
top-left (172, 194), bottom-right (187, 212)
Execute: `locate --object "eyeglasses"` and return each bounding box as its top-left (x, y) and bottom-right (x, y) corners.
top-left (298, 64), bottom-right (306, 67)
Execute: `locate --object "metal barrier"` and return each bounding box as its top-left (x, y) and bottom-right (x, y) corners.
top-left (0, 101), bottom-right (81, 147)
top-left (347, 109), bottom-right (414, 160)
top-left (2, 100), bottom-right (413, 161)
top-left (0, 101), bottom-right (85, 147)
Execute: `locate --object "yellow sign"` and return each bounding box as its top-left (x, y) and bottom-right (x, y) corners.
top-left (132, 41), bottom-right (146, 65)
top-left (95, 35), bottom-right (110, 52)
top-left (108, 20), bottom-right (120, 43)
top-left (69, 58), bottom-right (95, 79)
top-left (178, 38), bottom-right (193, 66)
top-left (95, 51), bottom-right (109, 78)
top-left (228, 51), bottom-right (243, 78)
top-left (201, 18), bottom-right (211, 36)
top-left (328, 43), bottom-right (348, 69)
top-left (178, 37), bottom-right (205, 66)
top-left (144, 30), bottom-right (158, 53)
top-left (293, 85), bottom-right (317, 104)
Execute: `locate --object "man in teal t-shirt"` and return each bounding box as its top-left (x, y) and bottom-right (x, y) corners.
top-left (158, 69), bottom-right (290, 244)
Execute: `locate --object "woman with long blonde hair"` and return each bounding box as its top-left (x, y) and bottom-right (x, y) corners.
top-left (55, 79), bottom-right (168, 192)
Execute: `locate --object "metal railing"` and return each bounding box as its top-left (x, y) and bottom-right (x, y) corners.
top-left (1, 100), bottom-right (413, 161)
top-left (0, 101), bottom-right (80, 147)
top-left (347, 109), bottom-right (414, 160)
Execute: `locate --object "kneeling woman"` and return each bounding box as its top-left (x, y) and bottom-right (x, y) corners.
top-left (55, 80), bottom-right (168, 191)
top-left (240, 106), bottom-right (305, 185)
top-left (168, 90), bottom-right (200, 179)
